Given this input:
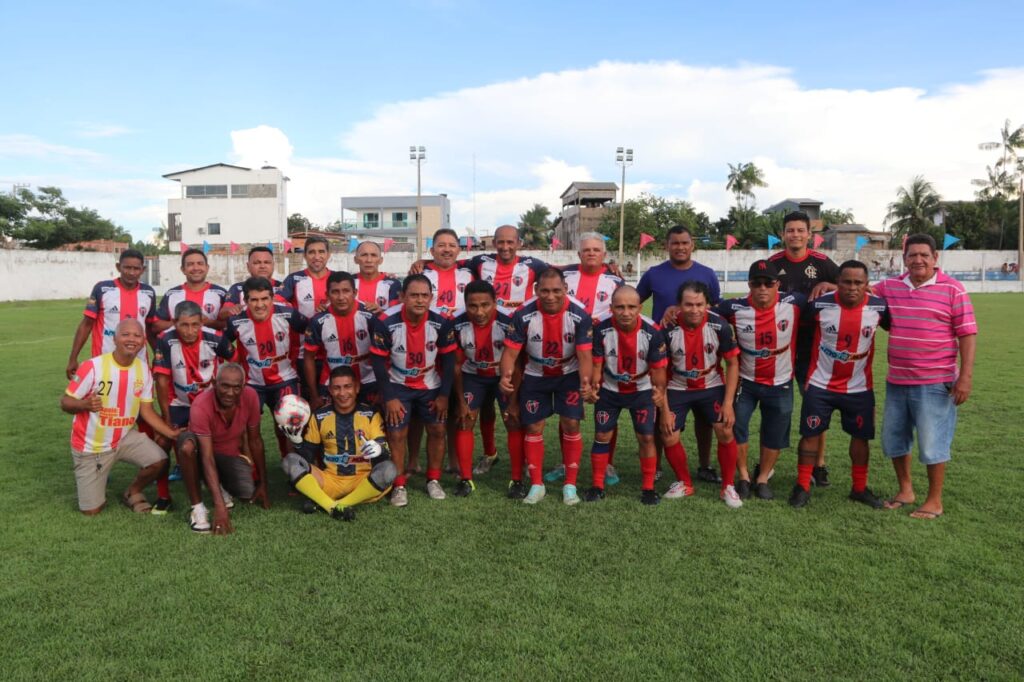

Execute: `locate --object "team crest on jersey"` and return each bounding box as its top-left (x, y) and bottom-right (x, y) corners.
top-left (525, 400), bottom-right (540, 414)
top-left (861, 326), bottom-right (874, 338)
top-left (806, 415), bottom-right (821, 430)
top-left (356, 329), bottom-right (368, 340)
top-left (377, 297), bottom-right (386, 306)
top-left (512, 275), bottom-right (524, 287)
top-left (596, 410), bottom-right (610, 425)
top-left (204, 303), bottom-right (214, 314)
top-left (133, 380), bottom-right (145, 397)
top-left (275, 331), bottom-right (286, 342)
top-left (463, 392), bottom-right (474, 404)
top-left (704, 343), bottom-right (714, 354)
top-left (457, 282), bottom-right (467, 292)
top-left (563, 333), bottom-right (574, 343)
top-left (805, 264), bottom-right (818, 279)
top-left (777, 319), bottom-right (789, 332)
top-left (597, 291), bottom-right (609, 302)
top-left (426, 341), bottom-right (436, 352)
top-left (200, 359), bottom-right (212, 369)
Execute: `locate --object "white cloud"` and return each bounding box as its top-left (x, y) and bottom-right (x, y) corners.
top-left (0, 134), bottom-right (104, 162)
top-left (74, 123), bottom-right (133, 139)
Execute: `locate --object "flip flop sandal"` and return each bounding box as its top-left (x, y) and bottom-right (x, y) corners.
top-left (884, 497), bottom-right (913, 510)
top-left (910, 508), bottom-right (943, 520)
top-left (121, 490), bottom-right (152, 514)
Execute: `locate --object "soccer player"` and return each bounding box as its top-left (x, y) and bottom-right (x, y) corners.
top-left (221, 246), bottom-right (280, 319)
top-left (499, 269), bottom-right (593, 505)
top-left (451, 280), bottom-right (517, 497)
top-left (717, 260), bottom-right (804, 500)
top-left (637, 225), bottom-right (721, 482)
top-left (66, 248), bottom-right (157, 379)
top-left (277, 235), bottom-right (333, 320)
top-left (659, 281), bottom-right (742, 508)
top-left (422, 228), bottom-right (475, 318)
top-left (61, 319), bottom-right (180, 515)
top-left (791, 260), bottom-right (889, 509)
top-left (769, 210), bottom-right (841, 486)
top-left (174, 363), bottom-right (270, 534)
top-left (370, 274), bottom-right (457, 506)
top-left (151, 300), bottom-right (233, 513)
top-left (875, 234), bottom-right (977, 520)
top-left (353, 240), bottom-right (401, 316)
top-left (153, 248), bottom-right (228, 333)
top-left (303, 271), bottom-right (378, 411)
top-left (584, 286), bottom-right (667, 505)
top-left (281, 366), bottom-right (397, 521)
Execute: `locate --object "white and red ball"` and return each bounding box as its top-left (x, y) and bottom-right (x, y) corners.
top-left (274, 394), bottom-right (311, 432)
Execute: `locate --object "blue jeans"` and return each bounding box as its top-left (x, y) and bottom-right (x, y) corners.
top-left (882, 381), bottom-right (957, 465)
top-left (733, 379), bottom-right (793, 449)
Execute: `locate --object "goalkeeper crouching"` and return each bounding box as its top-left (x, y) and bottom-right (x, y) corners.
top-left (281, 366), bottom-right (396, 521)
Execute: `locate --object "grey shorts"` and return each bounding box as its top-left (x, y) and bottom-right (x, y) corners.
top-left (72, 429), bottom-right (167, 511)
top-left (176, 432), bottom-right (256, 499)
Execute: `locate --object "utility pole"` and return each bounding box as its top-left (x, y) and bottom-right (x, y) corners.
top-left (410, 146), bottom-right (426, 259)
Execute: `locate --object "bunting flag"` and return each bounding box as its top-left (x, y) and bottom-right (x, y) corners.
top-left (767, 234), bottom-right (781, 249)
top-left (943, 233), bottom-right (960, 250)
top-left (601, 234), bottom-right (611, 241)
top-left (855, 235), bottom-right (869, 251)
top-left (348, 237), bottom-right (359, 253)
top-left (229, 241), bottom-right (240, 254)
top-left (466, 236), bottom-right (474, 249)
top-left (180, 242), bottom-right (190, 252)
top-left (426, 238), bottom-right (433, 249)
top-left (383, 238), bottom-right (395, 253)
top-left (812, 234), bottom-right (824, 249)
top-left (283, 239), bottom-right (293, 253)
top-left (551, 237), bottom-right (562, 250)
top-left (266, 241), bottom-right (274, 253)
top-left (202, 240), bottom-right (211, 255)
top-left (639, 233), bottom-right (655, 249)
top-left (725, 235), bottom-right (738, 251)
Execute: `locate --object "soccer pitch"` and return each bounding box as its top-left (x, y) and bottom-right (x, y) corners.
top-left (1, 296), bottom-right (1022, 680)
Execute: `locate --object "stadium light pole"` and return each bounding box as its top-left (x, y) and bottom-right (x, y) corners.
top-left (410, 146), bottom-right (426, 259)
top-left (615, 147), bottom-right (634, 265)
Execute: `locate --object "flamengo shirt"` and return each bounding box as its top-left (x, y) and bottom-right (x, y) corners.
top-left (663, 311), bottom-right (740, 392)
top-left (156, 282), bottom-right (228, 322)
top-left (370, 306), bottom-right (456, 390)
top-left (769, 250), bottom-right (840, 297)
top-left (805, 293), bottom-right (889, 393)
top-left (221, 304), bottom-right (308, 387)
top-left (66, 353), bottom-right (153, 454)
top-left (563, 265), bottom-right (624, 321)
top-left (355, 274), bottom-right (402, 311)
top-left (717, 292), bottom-right (805, 386)
top-left (423, 263), bottom-right (475, 318)
top-left (505, 298), bottom-right (593, 378)
top-left (277, 268), bottom-right (332, 319)
top-left (591, 314), bottom-right (667, 393)
top-left (83, 279), bottom-right (157, 356)
top-left (452, 308), bottom-right (514, 377)
top-left (303, 306), bottom-right (377, 387)
top-left (153, 328), bottom-right (229, 407)
top-left (464, 254), bottom-right (548, 310)
top-left (188, 385), bottom-right (261, 457)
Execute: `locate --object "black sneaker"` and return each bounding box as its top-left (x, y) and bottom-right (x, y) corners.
top-left (754, 482), bottom-right (775, 500)
top-left (151, 497), bottom-right (173, 515)
top-left (735, 479), bottom-right (752, 500)
top-left (584, 486), bottom-right (606, 502)
top-left (301, 499), bottom-right (317, 514)
top-left (789, 485), bottom-right (811, 508)
top-left (848, 487), bottom-right (883, 509)
top-left (331, 506), bottom-right (356, 522)
top-left (697, 466), bottom-right (722, 484)
top-left (453, 479), bottom-right (475, 497)
top-left (812, 466), bottom-right (831, 488)
top-left (640, 489), bottom-right (661, 506)
top-left (506, 480), bottom-right (526, 500)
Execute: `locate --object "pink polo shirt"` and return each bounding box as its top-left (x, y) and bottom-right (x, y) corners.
top-left (188, 386), bottom-right (261, 456)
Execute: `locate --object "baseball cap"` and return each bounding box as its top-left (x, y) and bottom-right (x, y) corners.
top-left (748, 259), bottom-right (779, 281)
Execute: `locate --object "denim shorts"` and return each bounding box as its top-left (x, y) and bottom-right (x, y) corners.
top-left (882, 381), bottom-right (958, 465)
top-left (733, 379), bottom-right (793, 450)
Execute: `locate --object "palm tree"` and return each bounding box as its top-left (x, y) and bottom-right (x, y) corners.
top-left (726, 162), bottom-right (768, 210)
top-left (517, 203), bottom-right (552, 249)
top-left (885, 176), bottom-right (943, 246)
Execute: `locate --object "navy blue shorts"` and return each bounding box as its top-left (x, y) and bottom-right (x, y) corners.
top-left (387, 385), bottom-right (443, 431)
top-left (800, 384), bottom-right (875, 440)
top-left (666, 386), bottom-right (725, 432)
top-left (519, 373), bottom-right (584, 426)
top-left (169, 405), bottom-right (191, 428)
top-left (253, 380), bottom-right (299, 413)
top-left (733, 379), bottom-right (793, 449)
top-left (461, 373), bottom-right (507, 413)
top-left (595, 388), bottom-right (656, 435)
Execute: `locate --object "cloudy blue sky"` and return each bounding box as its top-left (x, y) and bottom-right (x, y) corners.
top-left (3, 0), bottom-right (1023, 240)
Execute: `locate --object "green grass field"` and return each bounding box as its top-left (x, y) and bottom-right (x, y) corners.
top-left (1, 296), bottom-right (1022, 680)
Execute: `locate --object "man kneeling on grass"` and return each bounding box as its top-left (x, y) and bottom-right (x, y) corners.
top-left (282, 366), bottom-right (396, 521)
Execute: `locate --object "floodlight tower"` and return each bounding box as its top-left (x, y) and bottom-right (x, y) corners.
top-left (410, 145), bottom-right (426, 259)
top-left (615, 147), bottom-right (634, 265)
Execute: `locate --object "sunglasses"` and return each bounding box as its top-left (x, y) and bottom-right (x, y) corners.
top-left (750, 279), bottom-right (777, 288)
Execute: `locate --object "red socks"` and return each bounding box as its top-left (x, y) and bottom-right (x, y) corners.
top-left (480, 417), bottom-right (497, 457)
top-left (395, 473), bottom-right (408, 488)
top-left (455, 429), bottom-right (474, 480)
top-left (639, 456), bottom-right (657, 490)
top-left (561, 432), bottom-right (583, 486)
top-left (796, 463), bottom-right (814, 491)
top-left (851, 464), bottom-right (868, 493)
top-left (717, 440), bottom-right (737, 490)
top-left (590, 441), bottom-right (611, 488)
top-left (508, 430), bottom-right (524, 481)
top-left (426, 468), bottom-right (442, 483)
top-left (156, 473), bottom-right (170, 500)
top-left (525, 434), bottom-right (545, 485)
top-left (663, 442), bottom-right (693, 486)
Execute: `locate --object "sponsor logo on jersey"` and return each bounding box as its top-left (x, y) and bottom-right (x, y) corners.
top-left (245, 337), bottom-right (256, 346)
top-left (741, 325), bottom-right (754, 333)
top-left (825, 324), bottom-right (838, 334)
top-left (175, 360), bottom-right (186, 368)
top-left (530, 334), bottom-right (542, 341)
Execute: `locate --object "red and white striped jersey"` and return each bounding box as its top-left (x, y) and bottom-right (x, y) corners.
top-left (66, 353), bottom-right (153, 454)
top-left (805, 293), bottom-right (889, 393)
top-left (304, 306), bottom-right (377, 387)
top-left (423, 263), bottom-right (475, 318)
top-left (153, 328), bottom-right (229, 407)
top-left (225, 278), bottom-right (281, 306)
top-left (592, 314), bottom-right (667, 393)
top-left (451, 308), bottom-right (514, 377)
top-left (464, 254), bottom-right (548, 310)
top-left (717, 292), bottom-right (805, 386)
top-left (354, 274), bottom-right (401, 312)
top-left (505, 298), bottom-right (593, 378)
top-left (157, 282), bottom-right (228, 323)
top-left (663, 311), bottom-right (740, 392)
top-left (277, 268), bottom-right (332, 319)
top-left (370, 307), bottom-right (456, 390)
top-left (222, 305), bottom-right (308, 387)
top-left (563, 264), bottom-right (624, 321)
top-left (83, 279), bottom-right (158, 356)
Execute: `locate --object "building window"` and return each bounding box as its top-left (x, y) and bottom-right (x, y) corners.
top-left (231, 184), bottom-right (277, 198)
top-left (185, 185), bottom-right (228, 199)
top-left (167, 213), bottom-right (181, 241)
top-left (392, 211), bottom-right (408, 227)
top-left (363, 213), bottom-right (379, 229)
top-left (207, 222), bottom-right (221, 236)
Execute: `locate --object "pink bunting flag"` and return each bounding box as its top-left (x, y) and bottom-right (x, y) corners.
top-left (383, 238), bottom-right (395, 253)
top-left (551, 237), bottom-right (562, 250)
top-left (812, 234), bottom-right (824, 249)
top-left (230, 241), bottom-right (240, 254)
top-left (639, 233), bottom-right (655, 249)
top-left (179, 242), bottom-right (190, 252)
top-left (466, 236), bottom-right (474, 249)
top-left (283, 239), bottom-right (293, 253)
top-left (725, 235), bottom-right (738, 251)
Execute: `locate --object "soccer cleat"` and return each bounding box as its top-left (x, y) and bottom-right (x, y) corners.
top-left (390, 486), bottom-right (409, 507)
top-left (189, 505), bottom-right (211, 534)
top-left (331, 505), bottom-right (356, 522)
top-left (604, 465), bottom-right (621, 486)
top-left (812, 466), bottom-right (832, 488)
top-left (544, 465), bottom-right (566, 482)
top-left (151, 497), bottom-right (173, 515)
top-left (697, 466), bottom-right (722, 484)
top-left (640, 489), bottom-right (661, 506)
top-left (168, 465), bottom-right (183, 482)
top-left (453, 479), bottom-right (476, 497)
top-left (562, 484), bottom-right (581, 506)
top-left (219, 486), bottom-right (235, 510)
top-left (789, 485), bottom-right (811, 508)
top-left (523, 484), bottom-right (546, 505)
top-left (301, 499), bottom-right (317, 514)
top-left (721, 485), bottom-right (743, 509)
top-left (664, 481), bottom-right (695, 499)
top-left (735, 479), bottom-right (752, 499)
top-left (472, 455), bottom-right (498, 476)
top-left (848, 487), bottom-right (883, 509)
top-left (506, 480), bottom-right (527, 500)
top-left (754, 482), bottom-right (775, 500)
top-left (426, 480), bottom-right (447, 500)
top-left (584, 486), bottom-right (606, 502)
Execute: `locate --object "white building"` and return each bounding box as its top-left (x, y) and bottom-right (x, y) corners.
top-left (164, 163), bottom-right (288, 249)
top-left (340, 194), bottom-right (451, 252)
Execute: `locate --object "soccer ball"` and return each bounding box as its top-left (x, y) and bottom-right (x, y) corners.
top-left (274, 394), bottom-right (311, 436)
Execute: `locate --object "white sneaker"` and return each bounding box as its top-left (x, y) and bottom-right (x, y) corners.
top-left (562, 484), bottom-right (580, 506)
top-left (189, 504), bottom-right (211, 533)
top-left (390, 486), bottom-right (408, 507)
top-left (219, 486), bottom-right (234, 510)
top-left (426, 480), bottom-right (446, 500)
top-left (664, 481), bottom-right (695, 499)
top-left (473, 455), bottom-right (498, 475)
top-left (523, 484), bottom-right (546, 505)
top-left (721, 485), bottom-right (743, 509)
